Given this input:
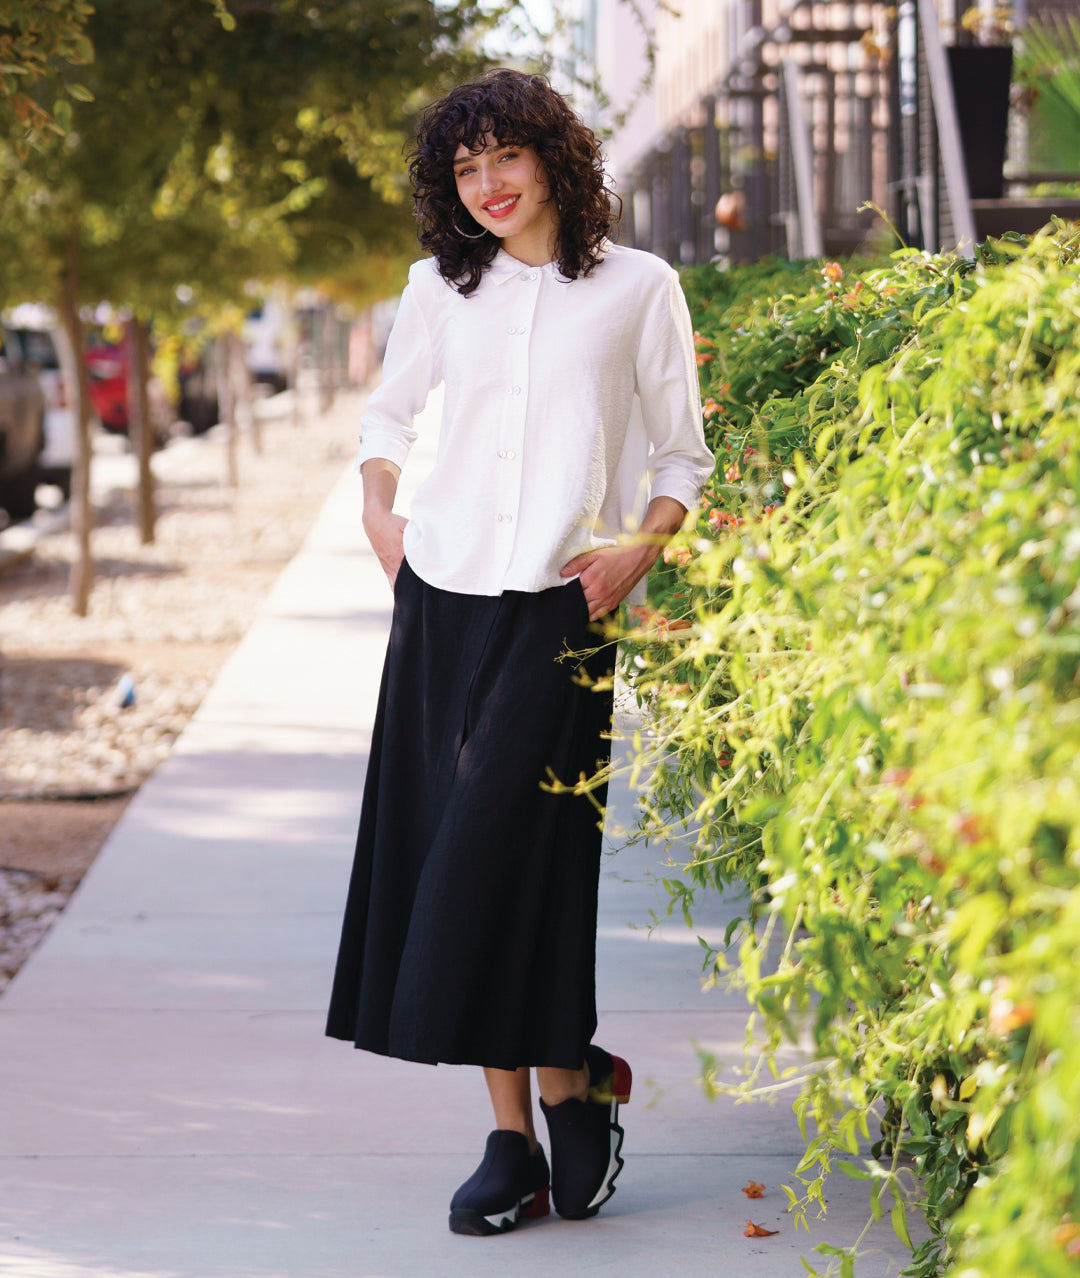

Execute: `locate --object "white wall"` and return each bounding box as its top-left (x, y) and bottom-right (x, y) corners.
top-left (654, 0), bottom-right (732, 133)
top-left (592, 0), bottom-right (659, 184)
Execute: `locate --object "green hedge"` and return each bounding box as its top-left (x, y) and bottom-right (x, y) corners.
top-left (624, 224), bottom-right (1080, 1276)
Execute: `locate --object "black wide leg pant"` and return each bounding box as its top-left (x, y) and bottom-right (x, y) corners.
top-left (325, 557), bottom-right (615, 1071)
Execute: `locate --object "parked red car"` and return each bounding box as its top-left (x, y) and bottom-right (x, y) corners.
top-left (82, 330), bottom-right (221, 438)
top-left (84, 333), bottom-right (128, 433)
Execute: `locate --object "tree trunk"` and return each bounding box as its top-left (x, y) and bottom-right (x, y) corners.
top-left (319, 302), bottom-right (336, 415)
top-left (234, 332), bottom-right (259, 455)
top-left (289, 309), bottom-right (303, 429)
top-left (126, 317), bottom-right (156, 544)
top-left (216, 335), bottom-right (238, 489)
top-left (59, 230), bottom-right (93, 617)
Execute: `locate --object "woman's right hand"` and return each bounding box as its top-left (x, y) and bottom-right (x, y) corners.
top-left (360, 458), bottom-right (406, 589)
top-left (363, 509), bottom-right (409, 589)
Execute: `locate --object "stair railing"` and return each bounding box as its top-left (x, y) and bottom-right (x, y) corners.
top-left (916, 0), bottom-right (977, 252)
top-left (778, 58), bottom-right (824, 258)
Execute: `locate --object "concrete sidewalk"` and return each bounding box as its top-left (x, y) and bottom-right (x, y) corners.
top-left (0, 399), bottom-right (915, 1277)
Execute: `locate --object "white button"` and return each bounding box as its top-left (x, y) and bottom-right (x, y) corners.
top-left (518, 326), bottom-right (527, 334)
top-left (507, 325), bottom-right (516, 334)
top-left (520, 271), bottom-right (529, 280)
top-left (506, 386), bottom-right (514, 394)
top-left (505, 514), bottom-right (513, 523)
top-left (496, 514), bottom-right (504, 523)
top-left (512, 386), bottom-right (521, 395)
top-left (529, 272), bottom-right (537, 280)
top-left (506, 450), bottom-right (516, 459)
top-left (498, 449), bottom-right (506, 459)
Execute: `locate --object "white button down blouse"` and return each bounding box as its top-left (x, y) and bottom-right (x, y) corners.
top-left (357, 242), bottom-right (715, 597)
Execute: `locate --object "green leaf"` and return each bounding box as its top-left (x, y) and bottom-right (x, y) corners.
top-left (892, 1199), bottom-right (913, 1250)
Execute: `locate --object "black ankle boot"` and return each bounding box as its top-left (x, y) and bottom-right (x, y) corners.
top-left (540, 1045), bottom-right (632, 1219)
top-left (448, 1129), bottom-right (551, 1236)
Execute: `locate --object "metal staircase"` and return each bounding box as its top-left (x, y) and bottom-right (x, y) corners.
top-left (622, 0), bottom-right (1080, 265)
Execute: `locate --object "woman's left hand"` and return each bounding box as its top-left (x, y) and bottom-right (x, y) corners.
top-left (560, 543), bottom-right (659, 621)
top-left (560, 496), bottom-right (690, 621)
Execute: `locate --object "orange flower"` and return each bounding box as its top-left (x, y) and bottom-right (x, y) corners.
top-left (741, 1180), bottom-right (766, 1199)
top-left (745, 1220), bottom-right (779, 1237)
top-left (693, 330), bottom-right (716, 350)
top-left (702, 397), bottom-right (721, 418)
top-left (988, 977), bottom-right (1036, 1037)
top-left (627, 606), bottom-right (689, 636)
top-left (725, 463), bottom-right (741, 482)
top-left (823, 261), bottom-right (844, 283)
top-left (1053, 1222), bottom-right (1080, 1249)
top-left (696, 350), bottom-right (715, 366)
top-left (881, 767), bottom-right (913, 787)
top-left (663, 544), bottom-right (691, 567)
top-left (708, 507), bottom-right (742, 532)
top-left (950, 813), bottom-right (987, 845)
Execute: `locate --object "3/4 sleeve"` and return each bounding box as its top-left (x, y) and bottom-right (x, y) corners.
top-left (356, 276), bottom-right (436, 471)
top-left (633, 270), bottom-right (715, 511)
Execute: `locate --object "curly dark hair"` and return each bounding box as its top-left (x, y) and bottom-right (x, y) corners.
top-left (408, 69), bottom-right (619, 296)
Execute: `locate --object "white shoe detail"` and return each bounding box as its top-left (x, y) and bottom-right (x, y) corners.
top-left (482, 1205), bottom-right (518, 1229)
top-left (586, 1099), bottom-right (624, 1210)
top-left (481, 1191), bottom-right (533, 1230)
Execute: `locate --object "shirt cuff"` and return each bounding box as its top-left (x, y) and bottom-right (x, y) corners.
top-left (357, 430), bottom-right (413, 472)
top-left (648, 472), bottom-right (707, 514)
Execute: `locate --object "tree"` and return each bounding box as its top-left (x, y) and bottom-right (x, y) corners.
top-left (0, 0), bottom-right (493, 613)
top-left (0, 0), bottom-right (94, 150)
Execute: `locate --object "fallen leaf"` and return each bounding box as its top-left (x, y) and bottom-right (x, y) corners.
top-left (745, 1219), bottom-right (779, 1237)
top-left (741, 1180), bottom-right (766, 1199)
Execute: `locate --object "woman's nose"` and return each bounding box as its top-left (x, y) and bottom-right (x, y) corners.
top-left (479, 164), bottom-right (501, 195)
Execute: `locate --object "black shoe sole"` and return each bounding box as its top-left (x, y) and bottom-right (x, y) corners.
top-left (449, 1188), bottom-right (542, 1236)
top-left (449, 1207), bottom-right (516, 1236)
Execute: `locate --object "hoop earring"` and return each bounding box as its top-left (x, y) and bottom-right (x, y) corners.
top-left (451, 214), bottom-right (488, 240)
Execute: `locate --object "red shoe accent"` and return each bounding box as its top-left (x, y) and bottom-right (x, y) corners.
top-left (611, 1055), bottom-right (632, 1105)
top-left (523, 1185), bottom-right (550, 1218)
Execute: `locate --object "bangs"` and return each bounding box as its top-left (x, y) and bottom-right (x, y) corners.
top-left (444, 109), bottom-right (533, 160)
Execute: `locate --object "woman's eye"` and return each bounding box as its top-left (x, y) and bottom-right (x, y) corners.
top-left (499, 151), bottom-right (519, 162)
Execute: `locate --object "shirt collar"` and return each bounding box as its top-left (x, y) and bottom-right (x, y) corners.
top-left (485, 240), bottom-right (616, 287)
top-left (486, 249), bottom-right (560, 287)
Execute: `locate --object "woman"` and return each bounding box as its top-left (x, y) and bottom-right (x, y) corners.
top-left (326, 68), bottom-right (713, 1236)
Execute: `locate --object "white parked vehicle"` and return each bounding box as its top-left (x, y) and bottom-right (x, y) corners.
top-left (243, 296), bottom-right (291, 394)
top-left (4, 304), bottom-right (76, 499)
top-left (0, 323), bottom-right (45, 522)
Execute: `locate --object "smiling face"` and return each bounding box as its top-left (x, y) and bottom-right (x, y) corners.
top-left (453, 137), bottom-right (559, 266)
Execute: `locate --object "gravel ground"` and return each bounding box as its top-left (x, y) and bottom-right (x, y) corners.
top-left (0, 389), bottom-right (362, 992)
